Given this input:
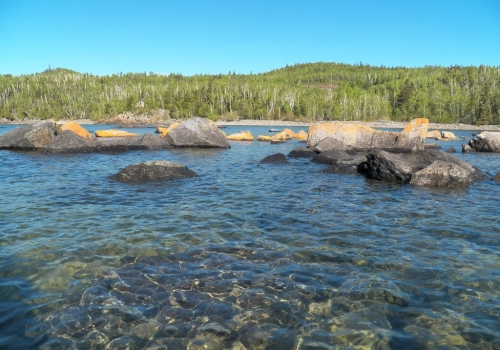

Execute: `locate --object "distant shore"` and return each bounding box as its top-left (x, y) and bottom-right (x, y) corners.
top-left (1, 118), bottom-right (499, 131)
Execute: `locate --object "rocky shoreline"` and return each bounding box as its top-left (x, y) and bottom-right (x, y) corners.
top-left (1, 118), bottom-right (500, 131)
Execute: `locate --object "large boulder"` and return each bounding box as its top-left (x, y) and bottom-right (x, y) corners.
top-left (410, 160), bottom-right (483, 187)
top-left (306, 118), bottom-right (428, 152)
top-left (310, 137), bottom-right (346, 153)
top-left (42, 130), bottom-right (93, 154)
top-left (468, 131), bottom-right (500, 152)
top-left (360, 149), bottom-right (486, 186)
top-left (0, 120), bottom-right (61, 150)
top-left (109, 161), bottom-right (197, 183)
top-left (165, 117), bottom-right (230, 148)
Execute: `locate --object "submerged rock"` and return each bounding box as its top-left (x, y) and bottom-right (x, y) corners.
top-left (109, 160), bottom-right (197, 183)
top-left (165, 117), bottom-right (230, 148)
top-left (260, 153), bottom-right (288, 164)
top-left (410, 160), bottom-right (482, 187)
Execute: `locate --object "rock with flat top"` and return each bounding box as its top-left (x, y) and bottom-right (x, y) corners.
top-left (410, 160), bottom-right (482, 187)
top-left (227, 131), bottom-right (254, 141)
top-left (165, 117), bottom-right (230, 148)
top-left (110, 161), bottom-right (198, 183)
top-left (95, 129), bottom-right (139, 137)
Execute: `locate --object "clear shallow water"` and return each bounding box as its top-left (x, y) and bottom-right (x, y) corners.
top-left (1, 125), bottom-right (500, 349)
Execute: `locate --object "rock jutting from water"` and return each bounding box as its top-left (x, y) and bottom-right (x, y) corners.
top-left (306, 118), bottom-right (429, 152)
top-left (260, 153), bottom-right (288, 164)
top-left (164, 117), bottom-right (230, 148)
top-left (467, 131), bottom-right (500, 152)
top-left (109, 160), bottom-right (198, 183)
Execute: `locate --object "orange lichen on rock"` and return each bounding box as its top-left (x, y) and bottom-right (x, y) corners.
top-left (295, 130), bottom-right (308, 140)
top-left (282, 128), bottom-right (298, 139)
top-left (227, 131), bottom-right (254, 141)
top-left (272, 131), bottom-right (292, 142)
top-left (257, 135), bottom-right (273, 141)
top-left (306, 122), bottom-right (388, 148)
top-left (60, 121), bottom-right (92, 139)
top-left (158, 123), bottom-right (180, 137)
top-left (400, 118), bottom-right (429, 140)
top-left (95, 129), bottom-right (139, 137)
top-left (426, 130), bottom-right (442, 139)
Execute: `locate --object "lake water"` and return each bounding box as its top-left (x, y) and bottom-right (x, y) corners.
top-left (0, 124), bottom-right (499, 349)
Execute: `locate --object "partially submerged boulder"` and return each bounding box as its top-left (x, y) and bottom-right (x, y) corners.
top-left (360, 149), bottom-right (486, 186)
top-left (306, 118), bottom-right (428, 152)
top-left (257, 135), bottom-right (273, 142)
top-left (410, 160), bottom-right (482, 187)
top-left (0, 120), bottom-right (61, 150)
top-left (287, 147), bottom-right (316, 158)
top-left (468, 131), bottom-right (500, 152)
top-left (271, 131), bottom-right (292, 142)
top-left (165, 117), bottom-right (230, 148)
top-left (109, 161), bottom-right (197, 183)
top-left (312, 149), bottom-right (355, 165)
top-left (310, 137), bottom-right (346, 153)
top-left (227, 131), bottom-right (254, 141)
top-left (95, 129), bottom-right (139, 137)
top-left (426, 130), bottom-right (442, 139)
top-left (295, 130), bottom-right (308, 140)
top-left (260, 153), bottom-right (288, 164)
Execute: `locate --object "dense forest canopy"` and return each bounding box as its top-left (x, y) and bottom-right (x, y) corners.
top-left (1, 62), bottom-right (499, 124)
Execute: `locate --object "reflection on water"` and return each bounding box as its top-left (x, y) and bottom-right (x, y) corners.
top-left (0, 126), bottom-right (500, 349)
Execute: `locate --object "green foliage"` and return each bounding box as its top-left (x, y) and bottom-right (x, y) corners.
top-left (0, 63), bottom-right (499, 124)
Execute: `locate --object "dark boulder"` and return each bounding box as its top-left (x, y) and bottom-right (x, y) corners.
top-left (445, 147), bottom-right (457, 153)
top-left (287, 147), bottom-right (316, 158)
top-left (468, 131), bottom-right (500, 152)
top-left (260, 153), bottom-right (288, 164)
top-left (109, 161), bottom-right (198, 183)
top-left (165, 117), bottom-right (230, 148)
top-left (321, 162), bottom-right (359, 174)
top-left (360, 149), bottom-right (486, 186)
top-left (493, 172), bottom-right (500, 182)
top-left (0, 120), bottom-right (61, 150)
top-left (425, 143), bottom-right (441, 150)
top-left (312, 149), bottom-right (355, 165)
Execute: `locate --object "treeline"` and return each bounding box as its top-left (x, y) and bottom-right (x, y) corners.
top-left (0, 62), bottom-right (499, 124)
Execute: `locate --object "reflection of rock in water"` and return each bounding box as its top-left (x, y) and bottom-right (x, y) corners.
top-left (33, 242), bottom-right (406, 349)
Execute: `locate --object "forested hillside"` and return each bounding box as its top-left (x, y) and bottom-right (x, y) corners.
top-left (1, 62), bottom-right (499, 124)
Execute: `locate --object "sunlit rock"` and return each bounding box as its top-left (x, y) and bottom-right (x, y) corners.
top-left (257, 135), bottom-right (273, 141)
top-left (271, 131), bottom-right (291, 142)
top-left (295, 130), bottom-right (308, 140)
top-left (60, 121), bottom-right (93, 139)
top-left (165, 117), bottom-right (230, 148)
top-left (95, 129), bottom-right (139, 137)
top-left (441, 131), bottom-right (457, 139)
top-left (227, 131), bottom-right (254, 141)
top-left (307, 118), bottom-right (429, 152)
top-left (426, 130), bottom-right (442, 139)
top-left (468, 131), bottom-right (500, 152)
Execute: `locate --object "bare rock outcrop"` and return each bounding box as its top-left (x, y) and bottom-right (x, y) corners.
top-left (165, 117), bottom-right (230, 148)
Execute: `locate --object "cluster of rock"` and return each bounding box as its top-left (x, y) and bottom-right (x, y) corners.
top-left (0, 117), bottom-right (494, 188)
top-left (226, 128), bottom-right (308, 143)
top-left (0, 117), bottom-right (230, 154)
top-left (260, 118), bottom-right (488, 188)
top-left (425, 130), bottom-right (458, 140)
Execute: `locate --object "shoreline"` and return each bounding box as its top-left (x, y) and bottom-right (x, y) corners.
top-left (1, 118), bottom-right (499, 131)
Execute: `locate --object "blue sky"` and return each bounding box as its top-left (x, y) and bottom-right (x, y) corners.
top-left (1, 0), bottom-right (499, 76)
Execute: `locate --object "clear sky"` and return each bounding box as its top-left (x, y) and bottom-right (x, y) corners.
top-left (1, 0), bottom-right (499, 76)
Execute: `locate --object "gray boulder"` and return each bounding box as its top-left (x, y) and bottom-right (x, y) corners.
top-left (468, 131), bottom-right (500, 152)
top-left (165, 117), bottom-right (230, 148)
top-left (42, 130), bottom-right (93, 154)
top-left (0, 120), bottom-right (61, 150)
top-left (110, 161), bottom-right (198, 183)
top-left (410, 160), bottom-right (483, 187)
